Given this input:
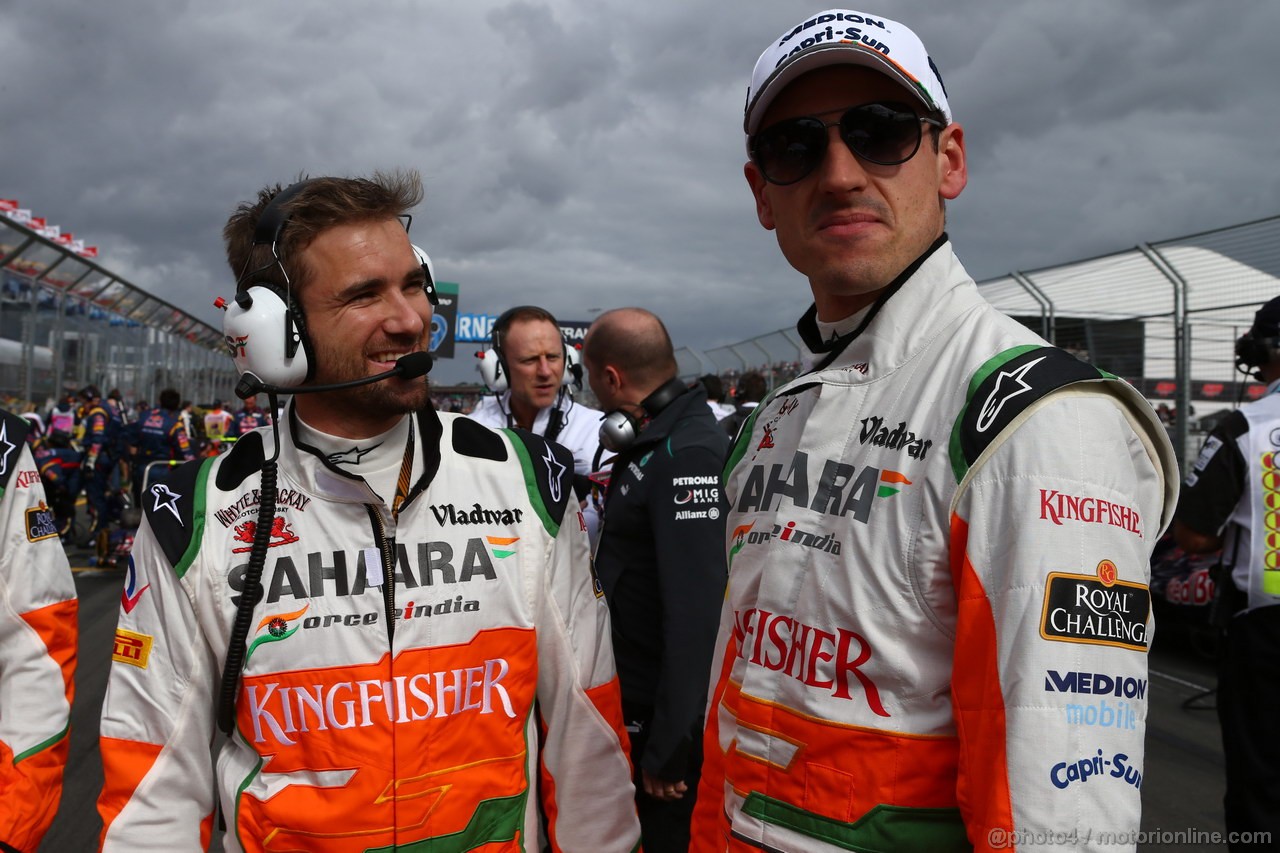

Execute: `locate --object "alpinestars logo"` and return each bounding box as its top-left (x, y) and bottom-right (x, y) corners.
top-left (0, 421), bottom-right (17, 477)
top-left (150, 483), bottom-right (183, 524)
top-left (232, 516), bottom-right (301, 553)
top-left (543, 445), bottom-right (566, 503)
top-left (976, 357), bottom-right (1046, 432)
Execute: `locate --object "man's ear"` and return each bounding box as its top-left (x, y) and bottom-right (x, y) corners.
top-left (937, 123), bottom-right (967, 201)
top-left (745, 161), bottom-right (777, 231)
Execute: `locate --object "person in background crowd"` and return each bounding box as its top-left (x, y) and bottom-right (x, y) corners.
top-left (202, 399), bottom-right (234, 446)
top-left (0, 407), bottom-right (78, 853)
top-left (584, 307), bottom-right (728, 851)
top-left (24, 414), bottom-right (82, 540)
top-left (691, 10), bottom-right (1179, 850)
top-left (127, 388), bottom-right (195, 507)
top-left (699, 374), bottom-right (736, 421)
top-left (46, 393), bottom-right (77, 448)
top-left (469, 305), bottom-right (606, 544)
top-left (230, 394), bottom-right (271, 437)
top-left (96, 172), bottom-right (640, 851)
top-left (178, 400), bottom-right (199, 444)
top-left (78, 384), bottom-right (125, 536)
top-left (719, 370), bottom-right (767, 440)
top-left (1174, 296), bottom-right (1280, 850)
top-left (106, 388), bottom-right (131, 425)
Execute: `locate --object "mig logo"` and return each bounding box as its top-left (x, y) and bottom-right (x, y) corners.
top-left (246, 604), bottom-right (309, 663)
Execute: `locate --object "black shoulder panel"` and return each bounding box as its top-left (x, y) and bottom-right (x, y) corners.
top-left (0, 410), bottom-right (31, 492)
top-left (143, 456), bottom-right (207, 569)
top-left (510, 428), bottom-right (574, 524)
top-left (1213, 409), bottom-right (1250, 442)
top-left (216, 431), bottom-right (266, 491)
top-left (951, 346), bottom-right (1107, 482)
top-left (452, 417), bottom-right (508, 462)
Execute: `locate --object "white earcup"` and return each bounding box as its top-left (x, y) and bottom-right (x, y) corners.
top-left (222, 285), bottom-right (311, 388)
top-left (477, 348), bottom-right (508, 393)
top-left (563, 344), bottom-right (583, 389)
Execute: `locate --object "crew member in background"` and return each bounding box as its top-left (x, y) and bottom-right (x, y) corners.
top-left (96, 172), bottom-right (639, 851)
top-left (230, 394), bottom-right (271, 437)
top-left (106, 388), bottom-right (131, 425)
top-left (0, 407), bottom-right (78, 853)
top-left (202, 399), bottom-right (234, 447)
top-left (720, 370), bottom-right (766, 440)
top-left (699, 374), bottom-right (736, 421)
top-left (25, 414), bottom-right (82, 540)
top-left (127, 388), bottom-right (195, 507)
top-left (1175, 296), bottom-right (1280, 849)
top-left (584, 307), bottom-right (728, 851)
top-left (46, 393), bottom-right (77, 447)
top-left (469, 305), bottom-right (606, 543)
top-left (79, 384), bottom-right (124, 536)
top-left (692, 10), bottom-right (1179, 850)
top-left (178, 400), bottom-right (199, 445)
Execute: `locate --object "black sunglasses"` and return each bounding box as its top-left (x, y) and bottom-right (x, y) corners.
top-left (749, 101), bottom-right (945, 186)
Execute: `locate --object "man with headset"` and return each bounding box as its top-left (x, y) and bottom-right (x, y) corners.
top-left (692, 10), bottom-right (1179, 851)
top-left (1174, 296), bottom-right (1280, 848)
top-left (583, 307), bottom-right (728, 851)
top-left (470, 305), bottom-right (605, 542)
top-left (96, 173), bottom-right (639, 852)
top-left (0, 407), bottom-right (77, 853)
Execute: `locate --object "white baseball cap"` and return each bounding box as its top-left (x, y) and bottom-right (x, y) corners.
top-left (745, 9), bottom-right (952, 135)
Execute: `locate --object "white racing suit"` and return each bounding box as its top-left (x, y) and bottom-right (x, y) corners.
top-left (469, 392), bottom-right (606, 545)
top-left (97, 405), bottom-right (639, 852)
top-left (692, 239), bottom-right (1179, 852)
top-left (0, 411), bottom-right (77, 853)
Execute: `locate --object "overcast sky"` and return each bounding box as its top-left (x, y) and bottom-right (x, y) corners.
top-left (4, 0), bottom-right (1278, 384)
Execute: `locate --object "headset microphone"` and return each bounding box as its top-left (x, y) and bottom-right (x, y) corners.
top-left (233, 351), bottom-right (433, 400)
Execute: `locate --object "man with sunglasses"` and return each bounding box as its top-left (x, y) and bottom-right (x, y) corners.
top-left (692, 10), bottom-right (1180, 852)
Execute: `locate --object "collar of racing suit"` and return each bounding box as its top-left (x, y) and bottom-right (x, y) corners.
top-left (274, 398), bottom-right (443, 510)
top-left (796, 232), bottom-right (950, 372)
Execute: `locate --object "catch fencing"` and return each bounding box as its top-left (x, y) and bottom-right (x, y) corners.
top-left (0, 214), bottom-right (236, 409)
top-left (676, 214), bottom-right (1280, 468)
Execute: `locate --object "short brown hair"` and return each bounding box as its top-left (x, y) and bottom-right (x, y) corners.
top-left (224, 170), bottom-right (423, 294)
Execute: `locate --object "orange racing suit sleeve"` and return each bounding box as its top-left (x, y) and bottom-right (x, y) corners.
top-left (0, 438), bottom-right (78, 853)
top-left (97, 508), bottom-right (219, 852)
top-left (948, 387), bottom-right (1176, 849)
top-left (534, 503), bottom-right (641, 852)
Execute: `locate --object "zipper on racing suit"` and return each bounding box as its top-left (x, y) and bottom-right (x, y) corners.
top-left (366, 504), bottom-right (398, 645)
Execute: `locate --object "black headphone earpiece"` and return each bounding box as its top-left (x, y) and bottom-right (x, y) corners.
top-left (598, 377), bottom-right (687, 453)
top-left (1236, 330), bottom-right (1280, 380)
top-left (223, 180), bottom-right (319, 389)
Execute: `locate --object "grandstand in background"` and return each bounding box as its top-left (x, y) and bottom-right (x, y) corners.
top-left (674, 213), bottom-right (1280, 467)
top-left (0, 211), bottom-right (237, 408)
